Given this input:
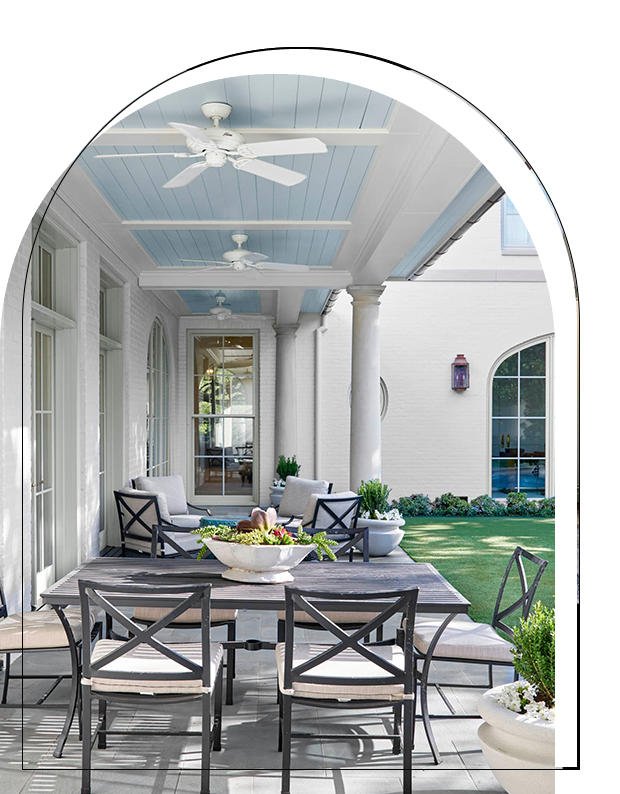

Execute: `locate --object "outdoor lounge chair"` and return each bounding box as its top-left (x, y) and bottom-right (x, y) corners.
top-left (114, 488), bottom-right (204, 556)
top-left (0, 575), bottom-right (101, 758)
top-left (272, 475), bottom-right (333, 527)
top-left (133, 474), bottom-right (212, 524)
top-left (78, 579), bottom-right (223, 794)
top-left (412, 545), bottom-right (548, 760)
top-left (277, 584), bottom-right (419, 794)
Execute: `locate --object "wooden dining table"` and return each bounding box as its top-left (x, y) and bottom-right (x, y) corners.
top-left (41, 556), bottom-right (471, 763)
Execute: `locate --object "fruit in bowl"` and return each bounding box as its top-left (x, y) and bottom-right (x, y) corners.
top-left (193, 507), bottom-right (337, 583)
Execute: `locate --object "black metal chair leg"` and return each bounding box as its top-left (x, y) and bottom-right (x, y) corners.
top-left (98, 699), bottom-right (107, 748)
top-left (276, 620), bottom-right (285, 704)
top-left (200, 692), bottom-right (211, 794)
top-left (392, 704), bottom-right (402, 754)
top-left (403, 700), bottom-right (414, 794)
top-left (227, 621), bottom-right (236, 678)
top-left (488, 664), bottom-right (494, 688)
top-left (278, 692), bottom-right (283, 752)
top-left (1, 653), bottom-right (10, 703)
top-left (81, 685), bottom-right (92, 794)
top-left (226, 621), bottom-right (235, 705)
top-left (281, 694), bottom-right (292, 794)
top-left (53, 610), bottom-right (82, 759)
top-left (213, 668), bottom-right (223, 752)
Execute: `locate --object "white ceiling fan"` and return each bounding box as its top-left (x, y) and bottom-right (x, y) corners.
top-left (208, 291), bottom-right (234, 321)
top-left (177, 234), bottom-right (310, 274)
top-left (95, 101), bottom-right (327, 188)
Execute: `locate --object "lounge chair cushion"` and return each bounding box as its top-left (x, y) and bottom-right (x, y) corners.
top-left (0, 607), bottom-right (94, 651)
top-left (276, 642), bottom-right (406, 701)
top-left (89, 639), bottom-right (223, 695)
top-left (168, 514), bottom-right (203, 529)
top-left (134, 475), bottom-right (188, 516)
top-left (278, 476), bottom-right (330, 519)
top-left (118, 487), bottom-right (172, 525)
top-left (413, 614), bottom-right (515, 663)
top-left (124, 529), bottom-right (201, 557)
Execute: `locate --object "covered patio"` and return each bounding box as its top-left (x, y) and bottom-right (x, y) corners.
top-left (0, 72), bottom-right (554, 794)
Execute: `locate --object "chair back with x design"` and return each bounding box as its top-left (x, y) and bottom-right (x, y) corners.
top-left (114, 490), bottom-right (163, 548)
top-left (301, 494), bottom-right (366, 561)
top-left (492, 546), bottom-right (548, 640)
top-left (282, 585), bottom-right (418, 696)
top-left (78, 580), bottom-right (213, 691)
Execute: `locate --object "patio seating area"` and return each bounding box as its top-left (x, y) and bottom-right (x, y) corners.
top-left (1, 552), bottom-right (513, 794)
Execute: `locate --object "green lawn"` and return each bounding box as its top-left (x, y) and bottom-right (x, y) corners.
top-left (400, 517), bottom-right (555, 627)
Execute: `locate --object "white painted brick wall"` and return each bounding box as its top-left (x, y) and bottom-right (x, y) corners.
top-left (320, 280), bottom-right (553, 500)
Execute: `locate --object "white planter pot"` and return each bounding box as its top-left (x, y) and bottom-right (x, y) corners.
top-left (355, 518), bottom-right (405, 557)
top-left (269, 485), bottom-right (285, 508)
top-left (205, 539), bottom-right (316, 584)
top-left (478, 685), bottom-right (555, 794)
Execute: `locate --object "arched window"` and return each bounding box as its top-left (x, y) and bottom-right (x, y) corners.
top-left (146, 319), bottom-right (170, 477)
top-left (491, 339), bottom-right (551, 498)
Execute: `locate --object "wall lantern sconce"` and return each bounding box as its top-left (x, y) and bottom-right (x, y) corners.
top-left (451, 354), bottom-right (470, 391)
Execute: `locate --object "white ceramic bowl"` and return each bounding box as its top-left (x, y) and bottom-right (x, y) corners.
top-left (205, 539), bottom-right (316, 583)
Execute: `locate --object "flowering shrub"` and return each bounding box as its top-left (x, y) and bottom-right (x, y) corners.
top-left (193, 507), bottom-right (337, 561)
top-left (358, 479), bottom-right (400, 520)
top-left (360, 507), bottom-right (402, 521)
top-left (493, 680), bottom-right (555, 722)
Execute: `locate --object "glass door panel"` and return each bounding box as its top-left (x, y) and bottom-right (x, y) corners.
top-left (32, 324), bottom-right (55, 597)
top-left (192, 334), bottom-right (256, 502)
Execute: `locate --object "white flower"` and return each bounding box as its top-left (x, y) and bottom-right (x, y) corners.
top-left (361, 508), bottom-right (402, 521)
top-left (493, 681), bottom-right (555, 722)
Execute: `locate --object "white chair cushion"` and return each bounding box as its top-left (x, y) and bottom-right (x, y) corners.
top-left (274, 516), bottom-right (302, 529)
top-left (89, 639), bottom-right (223, 695)
top-left (119, 487), bottom-right (172, 526)
top-left (277, 610), bottom-right (381, 625)
top-left (276, 642), bottom-right (406, 701)
top-left (168, 514), bottom-right (202, 529)
top-left (133, 606), bottom-right (238, 624)
top-left (278, 477), bottom-right (330, 519)
top-left (125, 530), bottom-right (200, 557)
top-left (0, 607), bottom-right (94, 651)
top-left (301, 491), bottom-right (359, 529)
top-left (413, 614), bottom-right (515, 663)
top-left (135, 475), bottom-right (188, 516)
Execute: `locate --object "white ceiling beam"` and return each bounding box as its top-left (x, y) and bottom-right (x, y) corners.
top-left (118, 219), bottom-right (351, 231)
top-left (275, 288), bottom-right (305, 325)
top-left (260, 291), bottom-right (277, 317)
top-left (93, 127), bottom-right (415, 148)
top-left (138, 268), bottom-right (351, 291)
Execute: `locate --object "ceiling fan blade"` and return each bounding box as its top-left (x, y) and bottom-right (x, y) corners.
top-left (232, 158), bottom-right (307, 186)
top-left (258, 262), bottom-right (311, 272)
top-left (162, 161), bottom-right (210, 189)
top-left (241, 252), bottom-right (269, 264)
top-left (168, 122), bottom-right (216, 149)
top-left (239, 137), bottom-right (328, 158)
top-left (94, 152), bottom-right (200, 159)
top-left (179, 259), bottom-right (228, 265)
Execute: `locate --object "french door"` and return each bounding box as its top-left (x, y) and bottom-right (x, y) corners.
top-left (32, 324), bottom-right (55, 598)
top-left (190, 333), bottom-right (256, 504)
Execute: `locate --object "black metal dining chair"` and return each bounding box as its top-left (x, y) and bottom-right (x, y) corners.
top-left (277, 584), bottom-right (419, 794)
top-left (412, 545), bottom-right (548, 763)
top-left (0, 575), bottom-right (100, 758)
top-left (78, 579), bottom-right (223, 794)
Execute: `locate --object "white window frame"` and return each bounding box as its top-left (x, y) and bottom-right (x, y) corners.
top-left (147, 319), bottom-right (170, 478)
top-left (187, 330), bottom-right (258, 506)
top-left (500, 196), bottom-right (538, 256)
top-left (501, 171), bottom-right (560, 256)
top-left (488, 335), bottom-right (554, 498)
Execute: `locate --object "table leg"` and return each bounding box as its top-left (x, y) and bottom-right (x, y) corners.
top-left (417, 612), bottom-right (456, 765)
top-left (51, 605), bottom-right (81, 758)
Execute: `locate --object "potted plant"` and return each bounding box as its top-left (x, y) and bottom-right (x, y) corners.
top-left (478, 602), bottom-right (555, 794)
top-left (355, 479), bottom-right (405, 557)
top-left (270, 455), bottom-right (301, 507)
top-left (193, 507), bottom-right (336, 584)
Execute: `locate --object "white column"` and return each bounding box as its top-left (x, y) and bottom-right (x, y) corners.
top-left (274, 323), bottom-right (299, 466)
top-left (347, 285), bottom-right (385, 490)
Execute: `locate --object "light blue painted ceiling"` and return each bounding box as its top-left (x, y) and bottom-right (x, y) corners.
top-left (81, 76), bottom-right (396, 313)
top-left (134, 229), bottom-right (343, 268)
top-left (177, 290), bottom-right (261, 315)
top-left (300, 289), bottom-right (331, 314)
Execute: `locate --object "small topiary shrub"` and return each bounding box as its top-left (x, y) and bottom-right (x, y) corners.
top-left (433, 492), bottom-right (474, 517)
top-left (275, 455), bottom-right (301, 481)
top-left (358, 479), bottom-right (391, 518)
top-left (392, 494), bottom-right (432, 516)
top-left (512, 601), bottom-right (555, 709)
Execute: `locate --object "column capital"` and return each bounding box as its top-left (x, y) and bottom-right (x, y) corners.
top-left (273, 323), bottom-right (299, 337)
top-left (347, 285), bottom-right (386, 305)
